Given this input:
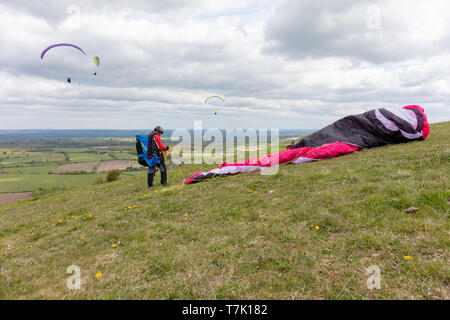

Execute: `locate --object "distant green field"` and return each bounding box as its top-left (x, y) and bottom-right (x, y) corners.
top-left (109, 151), bottom-right (136, 160)
top-left (2, 164), bottom-right (58, 174)
top-left (0, 152), bottom-right (43, 166)
top-left (0, 172), bottom-right (106, 194)
top-left (0, 143), bottom-right (142, 194)
top-left (41, 152), bottom-right (65, 162)
top-left (66, 153), bottom-right (113, 162)
top-left (52, 148), bottom-right (93, 153)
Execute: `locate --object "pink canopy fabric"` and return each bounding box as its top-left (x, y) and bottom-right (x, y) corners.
top-left (184, 142), bottom-right (361, 184)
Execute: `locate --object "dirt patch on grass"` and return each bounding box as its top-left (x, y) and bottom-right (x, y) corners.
top-left (52, 162), bottom-right (98, 174)
top-left (41, 152), bottom-right (65, 162)
top-left (0, 192), bottom-right (32, 204)
top-left (96, 160), bottom-right (143, 173)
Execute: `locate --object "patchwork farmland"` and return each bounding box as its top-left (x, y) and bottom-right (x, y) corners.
top-left (0, 137), bottom-right (145, 196)
top-left (96, 160), bottom-right (142, 173)
top-left (52, 162), bottom-right (99, 174)
top-left (52, 160), bottom-right (143, 174)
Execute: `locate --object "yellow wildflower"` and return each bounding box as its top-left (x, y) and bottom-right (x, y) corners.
top-left (314, 225), bottom-right (320, 230)
top-left (80, 236), bottom-right (85, 240)
top-left (95, 272), bottom-right (102, 279)
top-left (403, 255), bottom-right (413, 261)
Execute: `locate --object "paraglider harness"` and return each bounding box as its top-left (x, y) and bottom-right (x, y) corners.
top-left (136, 132), bottom-right (164, 168)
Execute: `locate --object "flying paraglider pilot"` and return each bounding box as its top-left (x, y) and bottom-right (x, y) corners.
top-left (147, 126), bottom-right (169, 188)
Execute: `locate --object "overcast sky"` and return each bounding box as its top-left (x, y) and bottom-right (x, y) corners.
top-left (0, 0), bottom-right (448, 129)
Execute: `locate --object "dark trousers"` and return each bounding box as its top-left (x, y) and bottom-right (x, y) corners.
top-left (147, 160), bottom-right (167, 187)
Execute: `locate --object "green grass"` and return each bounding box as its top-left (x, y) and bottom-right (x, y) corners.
top-left (1, 164), bottom-right (58, 175)
top-left (0, 152), bottom-right (43, 166)
top-left (0, 122), bottom-right (448, 299)
top-left (0, 172), bottom-right (108, 194)
top-left (66, 153), bottom-right (114, 162)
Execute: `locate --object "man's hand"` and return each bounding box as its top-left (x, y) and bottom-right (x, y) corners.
top-left (166, 146), bottom-right (170, 151)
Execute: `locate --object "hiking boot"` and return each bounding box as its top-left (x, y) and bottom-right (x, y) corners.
top-left (161, 183), bottom-right (171, 187)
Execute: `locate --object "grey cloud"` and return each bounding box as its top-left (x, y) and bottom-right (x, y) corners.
top-left (7, 0), bottom-right (200, 25)
top-left (264, 0), bottom-right (450, 64)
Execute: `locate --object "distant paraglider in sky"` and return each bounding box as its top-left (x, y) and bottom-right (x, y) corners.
top-left (93, 56), bottom-right (100, 76)
top-left (40, 43), bottom-right (86, 59)
top-left (93, 56), bottom-right (100, 67)
top-left (204, 96), bottom-right (223, 116)
top-left (205, 96), bottom-right (224, 104)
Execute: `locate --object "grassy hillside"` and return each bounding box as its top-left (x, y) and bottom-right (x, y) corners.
top-left (0, 122), bottom-right (448, 299)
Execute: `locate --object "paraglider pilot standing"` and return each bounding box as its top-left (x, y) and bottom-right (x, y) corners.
top-left (147, 126), bottom-right (169, 188)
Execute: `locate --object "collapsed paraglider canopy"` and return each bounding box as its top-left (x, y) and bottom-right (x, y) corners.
top-left (184, 105), bottom-right (430, 184)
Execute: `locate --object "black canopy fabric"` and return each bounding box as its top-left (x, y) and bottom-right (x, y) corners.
top-left (291, 105), bottom-right (429, 149)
